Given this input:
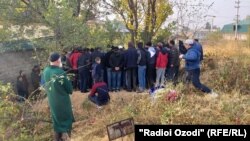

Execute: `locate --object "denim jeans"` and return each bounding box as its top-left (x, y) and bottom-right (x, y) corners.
top-left (106, 68), bottom-right (112, 90)
top-left (88, 95), bottom-right (100, 106)
top-left (187, 68), bottom-right (211, 93)
top-left (138, 65), bottom-right (146, 90)
top-left (111, 71), bottom-right (121, 90)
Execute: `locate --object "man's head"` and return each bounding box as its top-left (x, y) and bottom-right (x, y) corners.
top-left (128, 41), bottom-right (134, 48)
top-left (113, 46), bottom-right (119, 52)
top-left (62, 49), bottom-right (67, 55)
top-left (49, 52), bottom-right (62, 67)
top-left (137, 42), bottom-right (144, 49)
top-left (19, 70), bottom-right (24, 76)
top-left (33, 65), bottom-right (40, 72)
top-left (194, 39), bottom-right (199, 42)
top-left (145, 41), bottom-right (152, 49)
top-left (95, 57), bottom-right (101, 64)
top-left (169, 40), bottom-right (175, 47)
top-left (157, 42), bottom-right (163, 49)
top-left (184, 39), bottom-right (194, 49)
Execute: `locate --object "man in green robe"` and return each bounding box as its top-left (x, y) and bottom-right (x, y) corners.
top-left (43, 52), bottom-right (74, 141)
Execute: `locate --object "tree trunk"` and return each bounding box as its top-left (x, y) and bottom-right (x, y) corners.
top-left (131, 31), bottom-right (135, 45)
top-left (73, 0), bottom-right (81, 17)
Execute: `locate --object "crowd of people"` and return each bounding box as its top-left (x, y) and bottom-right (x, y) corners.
top-left (60, 39), bottom-right (215, 94)
top-left (16, 38), bottom-right (218, 103)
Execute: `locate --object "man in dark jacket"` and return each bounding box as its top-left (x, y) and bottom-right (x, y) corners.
top-left (124, 42), bottom-right (138, 92)
top-left (146, 42), bottom-right (156, 88)
top-left (166, 40), bottom-right (180, 85)
top-left (61, 50), bottom-right (72, 72)
top-left (104, 46), bottom-right (115, 90)
top-left (30, 65), bottom-right (41, 100)
top-left (179, 40), bottom-right (187, 55)
top-left (180, 39), bottom-right (217, 97)
top-left (78, 48), bottom-right (91, 93)
top-left (109, 47), bottom-right (123, 91)
top-left (16, 70), bottom-right (29, 101)
top-left (137, 42), bottom-right (149, 92)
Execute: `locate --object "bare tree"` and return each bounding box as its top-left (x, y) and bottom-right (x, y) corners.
top-left (172, 0), bottom-right (214, 39)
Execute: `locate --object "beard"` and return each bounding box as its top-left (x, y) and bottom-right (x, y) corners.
top-left (59, 62), bottom-right (63, 68)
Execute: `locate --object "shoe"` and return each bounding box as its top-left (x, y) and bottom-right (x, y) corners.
top-left (137, 90), bottom-right (144, 93)
top-left (61, 132), bottom-right (70, 141)
top-left (208, 91), bottom-right (219, 98)
top-left (127, 89), bottom-right (132, 92)
top-left (97, 106), bottom-right (103, 109)
top-left (116, 89), bottom-right (120, 92)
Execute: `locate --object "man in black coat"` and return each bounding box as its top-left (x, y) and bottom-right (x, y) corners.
top-left (104, 46), bottom-right (115, 90)
top-left (109, 47), bottom-right (123, 91)
top-left (167, 40), bottom-right (180, 85)
top-left (124, 42), bottom-right (138, 92)
top-left (78, 48), bottom-right (91, 93)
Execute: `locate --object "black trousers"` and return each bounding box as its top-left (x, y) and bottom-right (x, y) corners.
top-left (72, 70), bottom-right (79, 90)
top-left (147, 64), bottom-right (156, 88)
top-left (79, 69), bottom-right (89, 92)
top-left (126, 68), bottom-right (137, 91)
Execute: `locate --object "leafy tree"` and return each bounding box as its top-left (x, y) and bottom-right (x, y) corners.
top-left (102, 0), bottom-right (173, 43)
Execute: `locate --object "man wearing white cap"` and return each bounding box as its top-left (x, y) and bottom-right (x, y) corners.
top-left (179, 40), bottom-right (218, 97)
top-left (43, 52), bottom-right (74, 140)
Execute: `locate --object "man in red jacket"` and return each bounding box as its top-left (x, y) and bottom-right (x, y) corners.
top-left (88, 79), bottom-right (110, 108)
top-left (155, 43), bottom-right (168, 88)
top-left (69, 47), bottom-right (82, 90)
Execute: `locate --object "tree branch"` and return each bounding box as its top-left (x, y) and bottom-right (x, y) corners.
top-left (20, 0), bottom-right (51, 26)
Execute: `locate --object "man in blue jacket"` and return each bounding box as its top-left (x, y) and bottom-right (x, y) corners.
top-left (194, 39), bottom-right (203, 61)
top-left (179, 39), bottom-right (217, 97)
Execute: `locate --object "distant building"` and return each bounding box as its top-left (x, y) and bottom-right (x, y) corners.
top-left (221, 19), bottom-right (250, 40)
top-left (194, 28), bottom-right (219, 41)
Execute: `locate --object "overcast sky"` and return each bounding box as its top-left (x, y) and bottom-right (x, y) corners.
top-left (204, 0), bottom-right (250, 27)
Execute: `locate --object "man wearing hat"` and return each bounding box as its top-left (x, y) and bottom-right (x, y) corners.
top-left (43, 52), bottom-right (74, 141)
top-left (179, 40), bottom-right (218, 97)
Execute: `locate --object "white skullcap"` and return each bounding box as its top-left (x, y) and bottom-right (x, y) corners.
top-left (118, 45), bottom-right (123, 49)
top-left (184, 39), bottom-right (194, 45)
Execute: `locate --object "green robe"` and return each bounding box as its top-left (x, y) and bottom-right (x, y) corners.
top-left (43, 65), bottom-right (74, 133)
